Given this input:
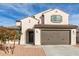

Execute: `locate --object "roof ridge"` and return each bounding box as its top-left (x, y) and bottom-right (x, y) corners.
top-left (33, 8), bottom-right (53, 16)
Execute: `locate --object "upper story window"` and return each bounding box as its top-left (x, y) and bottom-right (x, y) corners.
top-left (51, 15), bottom-right (62, 23)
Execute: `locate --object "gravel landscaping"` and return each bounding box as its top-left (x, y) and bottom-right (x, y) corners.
top-left (0, 45), bottom-right (45, 56)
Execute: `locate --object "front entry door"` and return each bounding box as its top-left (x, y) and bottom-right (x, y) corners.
top-left (29, 31), bottom-right (34, 43)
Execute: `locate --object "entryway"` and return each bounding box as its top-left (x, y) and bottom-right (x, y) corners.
top-left (26, 29), bottom-right (34, 45)
top-left (29, 31), bottom-right (34, 44)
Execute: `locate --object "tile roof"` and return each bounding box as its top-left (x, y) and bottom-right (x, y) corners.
top-left (34, 24), bottom-right (78, 29)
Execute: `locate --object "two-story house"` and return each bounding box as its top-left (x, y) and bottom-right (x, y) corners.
top-left (16, 9), bottom-right (77, 45)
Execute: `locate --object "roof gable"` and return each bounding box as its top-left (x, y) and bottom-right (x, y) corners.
top-left (20, 8), bottom-right (69, 21)
top-left (43, 9), bottom-right (69, 16)
top-left (34, 8), bottom-right (52, 16)
top-left (21, 17), bottom-right (38, 22)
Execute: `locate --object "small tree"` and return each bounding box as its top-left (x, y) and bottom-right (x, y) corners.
top-left (0, 27), bottom-right (8, 44)
top-left (0, 27), bottom-right (17, 54)
top-left (16, 30), bottom-right (21, 45)
top-left (9, 30), bottom-right (16, 45)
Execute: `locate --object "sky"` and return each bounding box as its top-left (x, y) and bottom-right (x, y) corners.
top-left (0, 3), bottom-right (79, 26)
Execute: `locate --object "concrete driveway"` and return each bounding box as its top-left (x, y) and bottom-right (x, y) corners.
top-left (42, 45), bottom-right (79, 56)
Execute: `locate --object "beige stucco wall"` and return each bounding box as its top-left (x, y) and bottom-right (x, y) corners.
top-left (34, 9), bottom-right (69, 25)
top-left (34, 29), bottom-right (77, 45)
top-left (6, 40), bottom-right (18, 44)
top-left (71, 29), bottom-right (76, 45)
top-left (17, 9), bottom-right (76, 45)
top-left (35, 29), bottom-right (41, 45)
top-left (44, 9), bottom-right (69, 25)
top-left (20, 17), bottom-right (38, 45)
top-left (16, 22), bottom-right (21, 26)
top-left (34, 9), bottom-right (52, 24)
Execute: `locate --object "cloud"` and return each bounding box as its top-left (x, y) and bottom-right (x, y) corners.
top-left (0, 3), bottom-right (37, 26)
top-left (0, 3), bottom-right (79, 26)
top-left (0, 3), bottom-right (34, 18)
top-left (8, 3), bottom-right (35, 16)
top-left (69, 14), bottom-right (79, 25)
top-left (0, 17), bottom-right (15, 26)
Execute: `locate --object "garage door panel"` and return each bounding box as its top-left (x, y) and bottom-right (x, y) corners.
top-left (41, 30), bottom-right (70, 45)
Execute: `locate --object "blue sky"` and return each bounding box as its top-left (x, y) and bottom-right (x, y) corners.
top-left (0, 3), bottom-right (79, 26)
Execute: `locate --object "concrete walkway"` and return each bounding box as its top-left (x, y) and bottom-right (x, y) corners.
top-left (42, 45), bottom-right (79, 56)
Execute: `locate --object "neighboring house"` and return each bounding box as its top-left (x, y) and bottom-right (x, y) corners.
top-left (77, 31), bottom-right (79, 43)
top-left (16, 9), bottom-right (78, 45)
top-left (77, 27), bottom-right (79, 43)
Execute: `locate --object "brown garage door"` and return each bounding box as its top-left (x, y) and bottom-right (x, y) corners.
top-left (41, 30), bottom-right (71, 45)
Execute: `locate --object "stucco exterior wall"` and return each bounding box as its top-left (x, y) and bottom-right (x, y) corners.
top-left (71, 29), bottom-right (76, 45)
top-left (44, 9), bottom-right (69, 25)
top-left (34, 29), bottom-right (77, 45)
top-left (20, 17), bottom-right (38, 45)
top-left (35, 29), bottom-right (41, 45)
top-left (16, 22), bottom-right (21, 26)
top-left (16, 9), bottom-right (77, 45)
top-left (34, 9), bottom-right (52, 24)
top-left (6, 41), bottom-right (18, 44)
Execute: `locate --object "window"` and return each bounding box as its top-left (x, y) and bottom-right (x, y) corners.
top-left (51, 15), bottom-right (62, 23)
